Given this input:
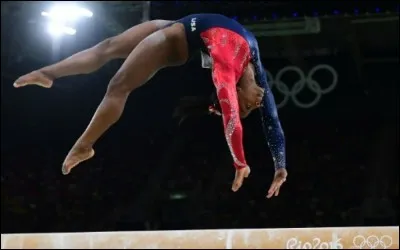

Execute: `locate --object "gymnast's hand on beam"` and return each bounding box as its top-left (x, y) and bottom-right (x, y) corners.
top-left (232, 166), bottom-right (251, 192)
top-left (13, 70), bottom-right (53, 89)
top-left (267, 168), bottom-right (288, 198)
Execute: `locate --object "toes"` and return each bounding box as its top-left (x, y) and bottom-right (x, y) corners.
top-left (61, 159), bottom-right (75, 175)
top-left (62, 156), bottom-right (82, 175)
top-left (61, 148), bottom-right (95, 175)
top-left (61, 165), bottom-right (70, 175)
top-left (13, 78), bottom-right (52, 89)
top-left (13, 82), bottom-right (24, 88)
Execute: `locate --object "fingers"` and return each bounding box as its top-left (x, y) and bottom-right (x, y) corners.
top-left (267, 187), bottom-right (280, 198)
top-left (232, 166), bottom-right (250, 192)
top-left (266, 178), bottom-right (286, 199)
top-left (274, 187), bottom-right (280, 197)
top-left (267, 183), bottom-right (277, 198)
top-left (232, 171), bottom-right (245, 192)
top-left (244, 167), bottom-right (250, 178)
top-left (232, 180), bottom-right (243, 192)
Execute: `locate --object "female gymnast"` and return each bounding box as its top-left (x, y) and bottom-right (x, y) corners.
top-left (14, 14), bottom-right (287, 198)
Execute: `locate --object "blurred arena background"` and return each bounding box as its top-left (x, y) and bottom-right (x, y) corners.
top-left (1, 1), bottom-right (398, 233)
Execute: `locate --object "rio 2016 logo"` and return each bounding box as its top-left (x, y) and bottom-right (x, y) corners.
top-left (286, 237), bottom-right (343, 249)
top-left (285, 234), bottom-right (394, 249)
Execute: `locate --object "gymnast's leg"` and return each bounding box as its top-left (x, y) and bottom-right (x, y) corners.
top-left (61, 23), bottom-right (189, 175)
top-left (13, 20), bottom-right (173, 88)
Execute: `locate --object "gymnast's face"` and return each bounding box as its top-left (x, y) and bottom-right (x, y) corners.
top-left (237, 63), bottom-right (264, 118)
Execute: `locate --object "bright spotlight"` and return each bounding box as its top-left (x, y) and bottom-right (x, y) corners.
top-left (41, 3), bottom-right (92, 37)
top-left (41, 5), bottom-right (93, 22)
top-left (77, 7), bottom-right (93, 18)
top-left (47, 22), bottom-right (76, 37)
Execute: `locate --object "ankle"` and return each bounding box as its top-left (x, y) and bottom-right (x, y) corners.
top-left (75, 139), bottom-right (93, 149)
top-left (39, 68), bottom-right (56, 81)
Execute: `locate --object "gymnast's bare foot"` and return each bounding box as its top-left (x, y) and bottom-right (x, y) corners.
top-left (62, 143), bottom-right (95, 175)
top-left (13, 70), bottom-right (53, 88)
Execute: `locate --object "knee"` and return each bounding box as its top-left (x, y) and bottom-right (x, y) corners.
top-left (107, 72), bottom-right (130, 97)
top-left (152, 19), bottom-right (173, 29)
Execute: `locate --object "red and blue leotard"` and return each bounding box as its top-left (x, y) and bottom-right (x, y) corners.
top-left (177, 14), bottom-right (286, 170)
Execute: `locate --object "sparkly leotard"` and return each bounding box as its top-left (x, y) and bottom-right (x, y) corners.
top-left (176, 14), bottom-right (286, 170)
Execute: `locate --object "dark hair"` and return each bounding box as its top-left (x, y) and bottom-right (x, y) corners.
top-left (173, 92), bottom-right (221, 126)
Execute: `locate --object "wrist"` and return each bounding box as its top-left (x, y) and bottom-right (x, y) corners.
top-left (234, 162), bottom-right (248, 170)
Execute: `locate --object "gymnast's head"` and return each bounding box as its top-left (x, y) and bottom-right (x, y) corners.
top-left (173, 63), bottom-right (264, 124)
top-left (236, 63), bottom-right (264, 118)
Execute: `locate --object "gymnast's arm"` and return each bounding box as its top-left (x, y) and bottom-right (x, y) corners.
top-left (246, 33), bottom-right (286, 169)
top-left (213, 81), bottom-right (248, 169)
top-left (258, 66), bottom-right (287, 170)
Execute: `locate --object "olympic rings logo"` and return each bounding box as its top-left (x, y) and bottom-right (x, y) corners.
top-left (351, 235), bottom-right (393, 249)
top-left (264, 64), bottom-right (338, 109)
